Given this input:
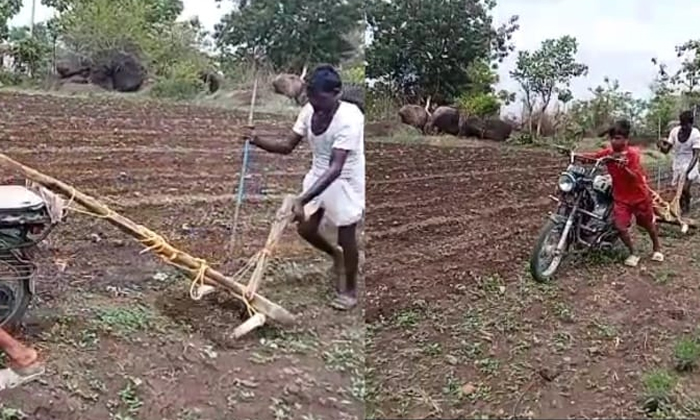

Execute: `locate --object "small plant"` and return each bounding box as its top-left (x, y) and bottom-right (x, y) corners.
top-left (673, 337), bottom-right (700, 372)
top-left (641, 369), bottom-right (677, 413)
top-left (0, 406), bottom-right (26, 420)
top-left (394, 309), bottom-right (420, 328)
top-left (118, 377), bottom-right (144, 415)
top-left (94, 305), bottom-right (154, 335)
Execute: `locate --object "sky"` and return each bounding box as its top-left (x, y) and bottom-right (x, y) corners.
top-left (11, 0), bottom-right (700, 109)
top-left (492, 0), bottom-right (700, 109)
top-left (9, 0), bottom-right (233, 34)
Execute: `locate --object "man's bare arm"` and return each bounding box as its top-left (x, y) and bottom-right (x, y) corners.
top-left (298, 149), bottom-right (349, 205)
top-left (658, 140), bottom-right (672, 154)
top-left (687, 149), bottom-right (700, 178)
top-left (250, 132), bottom-right (304, 155)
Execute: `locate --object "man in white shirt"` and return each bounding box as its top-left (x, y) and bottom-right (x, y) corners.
top-left (659, 110), bottom-right (700, 214)
top-left (243, 65), bottom-right (364, 310)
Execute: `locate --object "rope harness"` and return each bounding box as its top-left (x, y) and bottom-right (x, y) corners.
top-left (648, 177), bottom-right (694, 231)
top-left (61, 188), bottom-right (264, 317)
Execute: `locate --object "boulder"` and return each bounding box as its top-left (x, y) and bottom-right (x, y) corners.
top-left (398, 104), bottom-right (429, 133)
top-left (199, 69), bottom-right (223, 94)
top-left (460, 117), bottom-right (513, 141)
top-left (426, 106), bottom-right (460, 135)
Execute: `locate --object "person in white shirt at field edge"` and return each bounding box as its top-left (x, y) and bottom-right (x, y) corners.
top-left (659, 110), bottom-right (700, 214)
top-left (242, 64), bottom-right (365, 310)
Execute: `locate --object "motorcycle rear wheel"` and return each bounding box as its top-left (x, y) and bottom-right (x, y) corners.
top-left (0, 257), bottom-right (33, 328)
top-left (530, 219), bottom-right (568, 283)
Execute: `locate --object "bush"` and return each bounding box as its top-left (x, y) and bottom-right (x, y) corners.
top-left (341, 64), bottom-right (365, 85)
top-left (0, 70), bottom-right (23, 87)
top-left (456, 92), bottom-right (501, 118)
top-left (150, 61), bottom-right (205, 100)
top-left (367, 87), bottom-right (400, 122)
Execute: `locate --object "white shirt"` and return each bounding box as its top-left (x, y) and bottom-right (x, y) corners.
top-left (292, 101), bottom-right (365, 194)
top-left (667, 126), bottom-right (700, 170)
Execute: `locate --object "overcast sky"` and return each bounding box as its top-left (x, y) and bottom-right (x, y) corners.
top-left (9, 0), bottom-right (232, 34)
top-left (493, 0), bottom-right (698, 104)
top-left (12, 0), bottom-right (698, 107)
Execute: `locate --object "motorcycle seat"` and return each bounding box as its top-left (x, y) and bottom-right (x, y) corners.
top-left (0, 186), bottom-right (45, 212)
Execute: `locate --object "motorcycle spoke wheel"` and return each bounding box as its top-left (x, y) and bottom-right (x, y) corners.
top-left (0, 284), bottom-right (18, 325)
top-left (0, 256), bottom-right (29, 326)
top-left (536, 226), bottom-right (565, 277)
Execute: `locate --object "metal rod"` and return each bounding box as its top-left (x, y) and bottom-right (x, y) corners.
top-left (228, 53), bottom-right (258, 251)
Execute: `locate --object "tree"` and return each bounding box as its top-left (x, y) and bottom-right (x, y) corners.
top-left (42, 0), bottom-right (182, 24)
top-left (566, 77), bottom-right (649, 137)
top-left (42, 0), bottom-right (184, 56)
top-left (366, 0), bottom-right (518, 103)
top-left (0, 0), bottom-right (22, 42)
top-left (8, 24), bottom-right (53, 77)
top-left (214, 0), bottom-right (363, 73)
top-left (646, 60), bottom-right (679, 135)
top-left (511, 35), bottom-right (588, 137)
top-left (653, 42), bottom-right (700, 116)
top-left (456, 59), bottom-right (514, 117)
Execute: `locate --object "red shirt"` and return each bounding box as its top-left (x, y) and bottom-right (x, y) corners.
top-left (588, 146), bottom-right (650, 204)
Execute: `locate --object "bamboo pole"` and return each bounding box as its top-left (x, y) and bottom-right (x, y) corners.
top-left (229, 51), bottom-right (259, 252)
top-left (0, 153), bottom-right (296, 326)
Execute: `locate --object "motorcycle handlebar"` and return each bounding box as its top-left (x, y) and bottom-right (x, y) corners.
top-left (572, 153), bottom-right (625, 165)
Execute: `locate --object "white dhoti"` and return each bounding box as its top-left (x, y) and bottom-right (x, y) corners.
top-left (301, 172), bottom-right (365, 227)
top-left (672, 157), bottom-right (700, 186)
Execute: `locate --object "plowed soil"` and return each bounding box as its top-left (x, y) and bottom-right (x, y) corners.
top-left (365, 137), bottom-right (700, 419)
top-left (0, 92), bottom-right (363, 420)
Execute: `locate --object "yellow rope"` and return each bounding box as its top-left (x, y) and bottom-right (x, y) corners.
top-left (65, 187), bottom-right (116, 219)
top-left (60, 187), bottom-right (265, 317)
top-left (134, 226), bottom-right (256, 316)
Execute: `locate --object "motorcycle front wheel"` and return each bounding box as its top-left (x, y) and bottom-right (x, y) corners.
top-left (529, 219), bottom-right (568, 283)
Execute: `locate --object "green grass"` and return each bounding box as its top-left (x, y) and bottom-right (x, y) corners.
top-left (641, 369), bottom-right (677, 413)
top-left (0, 406), bottom-right (26, 420)
top-left (673, 337), bottom-right (700, 372)
top-left (94, 305), bottom-right (156, 336)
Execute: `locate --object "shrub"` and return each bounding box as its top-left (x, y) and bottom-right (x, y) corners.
top-left (456, 92), bottom-right (501, 118)
top-left (341, 64), bottom-right (365, 85)
top-left (150, 61), bottom-right (205, 100)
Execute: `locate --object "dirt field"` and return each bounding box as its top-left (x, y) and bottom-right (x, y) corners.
top-left (0, 92), bottom-right (363, 420)
top-left (365, 134), bottom-right (700, 419)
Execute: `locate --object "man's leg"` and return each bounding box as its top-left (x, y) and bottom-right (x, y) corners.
top-left (0, 328), bottom-right (37, 369)
top-left (613, 202), bottom-right (638, 266)
top-left (682, 183), bottom-right (691, 214)
top-left (296, 208), bottom-right (344, 289)
top-left (332, 222), bottom-right (358, 310)
top-left (636, 201), bottom-right (663, 258)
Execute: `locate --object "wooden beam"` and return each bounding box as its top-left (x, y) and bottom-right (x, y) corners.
top-left (0, 153), bottom-right (296, 325)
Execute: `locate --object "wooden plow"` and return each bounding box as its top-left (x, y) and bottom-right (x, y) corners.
top-left (649, 177), bottom-right (696, 233)
top-left (0, 153), bottom-right (296, 339)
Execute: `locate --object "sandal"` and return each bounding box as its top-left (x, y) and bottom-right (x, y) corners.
top-left (0, 363), bottom-right (45, 391)
top-left (624, 255), bottom-right (640, 267)
top-left (330, 295), bottom-right (357, 311)
top-left (652, 252), bottom-right (665, 262)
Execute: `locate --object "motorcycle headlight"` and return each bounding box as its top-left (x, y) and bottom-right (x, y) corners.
top-left (558, 173), bottom-right (576, 193)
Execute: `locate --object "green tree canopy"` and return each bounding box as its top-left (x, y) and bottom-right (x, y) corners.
top-left (214, 0), bottom-right (363, 73)
top-left (366, 0), bottom-right (518, 103)
top-left (0, 0), bottom-right (22, 42)
top-left (511, 35), bottom-right (588, 135)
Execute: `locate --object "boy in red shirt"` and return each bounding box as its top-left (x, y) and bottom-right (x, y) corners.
top-left (583, 119), bottom-right (663, 267)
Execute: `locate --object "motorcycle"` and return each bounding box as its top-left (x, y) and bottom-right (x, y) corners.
top-left (0, 185), bottom-right (57, 327)
top-left (529, 146), bottom-right (624, 282)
